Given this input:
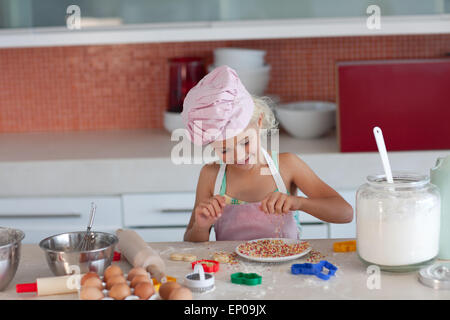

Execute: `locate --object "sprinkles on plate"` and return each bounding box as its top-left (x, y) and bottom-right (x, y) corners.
top-left (237, 239), bottom-right (310, 258)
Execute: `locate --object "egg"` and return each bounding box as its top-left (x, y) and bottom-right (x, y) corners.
top-left (126, 267), bottom-right (148, 281)
top-left (134, 282), bottom-right (155, 300)
top-left (108, 283), bottom-right (131, 300)
top-left (82, 276), bottom-right (103, 290)
top-left (158, 281), bottom-right (181, 300)
top-left (106, 275), bottom-right (126, 290)
top-left (80, 286), bottom-right (104, 300)
top-left (103, 265), bottom-right (123, 282)
top-left (81, 272), bottom-right (100, 286)
top-left (168, 287), bottom-right (193, 300)
top-left (130, 274), bottom-right (151, 288)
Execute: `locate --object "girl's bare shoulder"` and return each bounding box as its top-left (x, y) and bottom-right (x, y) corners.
top-left (195, 162), bottom-right (222, 197)
top-left (278, 152), bottom-right (303, 164)
top-left (199, 161), bottom-right (221, 181)
top-left (278, 152), bottom-right (308, 173)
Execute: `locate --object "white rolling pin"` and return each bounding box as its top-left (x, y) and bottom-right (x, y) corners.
top-left (16, 274), bottom-right (83, 296)
top-left (116, 228), bottom-right (167, 283)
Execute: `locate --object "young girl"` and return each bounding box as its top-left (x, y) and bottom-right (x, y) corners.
top-left (182, 65), bottom-right (353, 242)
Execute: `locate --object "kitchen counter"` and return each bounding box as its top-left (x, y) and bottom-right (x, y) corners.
top-left (0, 129), bottom-right (448, 196)
top-left (2, 239), bottom-right (449, 300)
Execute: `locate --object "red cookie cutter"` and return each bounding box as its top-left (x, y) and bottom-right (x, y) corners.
top-left (191, 260), bottom-right (220, 273)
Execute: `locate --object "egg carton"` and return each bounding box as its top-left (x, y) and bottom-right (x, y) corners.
top-left (79, 273), bottom-right (170, 300)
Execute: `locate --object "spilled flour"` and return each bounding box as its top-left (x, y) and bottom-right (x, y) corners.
top-left (154, 242), bottom-right (340, 299)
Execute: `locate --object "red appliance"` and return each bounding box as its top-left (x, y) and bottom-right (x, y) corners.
top-left (168, 57), bottom-right (205, 113)
top-left (336, 58), bottom-right (450, 152)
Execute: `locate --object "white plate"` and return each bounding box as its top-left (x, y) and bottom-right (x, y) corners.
top-left (235, 238), bottom-right (312, 263)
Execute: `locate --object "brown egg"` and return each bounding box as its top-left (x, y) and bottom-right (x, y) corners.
top-left (134, 282), bottom-right (155, 300)
top-left (106, 275), bottom-right (126, 290)
top-left (168, 287), bottom-right (193, 300)
top-left (130, 274), bottom-right (151, 288)
top-left (81, 272), bottom-right (100, 286)
top-left (126, 267), bottom-right (148, 281)
top-left (80, 286), bottom-right (104, 300)
top-left (103, 265), bottom-right (123, 282)
top-left (82, 276), bottom-right (103, 290)
top-left (108, 283), bottom-right (131, 300)
top-left (158, 281), bottom-right (181, 300)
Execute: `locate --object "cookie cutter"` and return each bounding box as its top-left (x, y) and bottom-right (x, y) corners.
top-left (291, 260), bottom-right (337, 280)
top-left (230, 272), bottom-right (262, 286)
top-left (333, 240), bottom-right (356, 252)
top-left (185, 263), bottom-right (215, 293)
top-left (191, 259), bottom-right (220, 273)
top-left (291, 262), bottom-right (322, 275)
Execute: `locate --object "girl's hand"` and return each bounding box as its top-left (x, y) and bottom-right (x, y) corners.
top-left (193, 195), bottom-right (226, 229)
top-left (260, 192), bottom-right (302, 214)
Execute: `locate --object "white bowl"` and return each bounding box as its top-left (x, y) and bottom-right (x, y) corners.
top-left (275, 101), bottom-right (336, 139)
top-left (164, 111), bottom-right (184, 133)
top-left (214, 47), bottom-right (266, 69)
top-left (208, 64), bottom-right (271, 96)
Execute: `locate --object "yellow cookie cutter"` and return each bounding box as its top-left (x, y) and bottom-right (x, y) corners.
top-left (333, 240), bottom-right (356, 252)
top-left (152, 276), bottom-right (177, 292)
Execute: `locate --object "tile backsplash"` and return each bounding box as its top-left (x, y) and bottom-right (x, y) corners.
top-left (0, 34), bottom-right (449, 133)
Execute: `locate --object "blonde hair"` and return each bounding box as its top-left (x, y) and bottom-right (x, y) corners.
top-left (249, 96), bottom-right (278, 131)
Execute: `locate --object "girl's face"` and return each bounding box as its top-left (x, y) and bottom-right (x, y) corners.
top-left (211, 115), bottom-right (263, 171)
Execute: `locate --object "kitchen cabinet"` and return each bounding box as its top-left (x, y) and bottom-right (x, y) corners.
top-left (1, 0), bottom-right (446, 28)
top-left (122, 192), bottom-right (194, 242)
top-left (329, 190), bottom-right (357, 239)
top-left (122, 193), bottom-right (194, 228)
top-left (0, 196), bottom-right (122, 244)
top-left (1, 1), bottom-right (449, 48)
top-left (0, 190), bottom-right (354, 244)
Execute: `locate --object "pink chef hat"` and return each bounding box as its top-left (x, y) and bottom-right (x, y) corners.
top-left (181, 65), bottom-right (255, 145)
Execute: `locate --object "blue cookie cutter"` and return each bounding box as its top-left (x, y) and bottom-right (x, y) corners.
top-left (291, 260), bottom-right (337, 280)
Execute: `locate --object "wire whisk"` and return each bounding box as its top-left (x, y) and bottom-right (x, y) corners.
top-left (77, 202), bottom-right (97, 251)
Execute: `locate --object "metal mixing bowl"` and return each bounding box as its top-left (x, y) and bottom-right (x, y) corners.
top-left (0, 227), bottom-right (25, 291)
top-left (39, 231), bottom-right (118, 276)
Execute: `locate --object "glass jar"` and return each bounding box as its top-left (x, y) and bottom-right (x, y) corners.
top-left (168, 57), bottom-right (205, 113)
top-left (356, 172), bottom-right (441, 272)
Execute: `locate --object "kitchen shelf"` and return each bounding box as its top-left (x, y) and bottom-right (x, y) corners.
top-left (1, 15), bottom-right (449, 49)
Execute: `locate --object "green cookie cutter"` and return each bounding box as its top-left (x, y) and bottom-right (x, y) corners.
top-left (230, 272), bottom-right (262, 286)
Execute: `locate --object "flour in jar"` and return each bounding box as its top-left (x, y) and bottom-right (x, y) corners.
top-left (357, 192), bottom-right (440, 266)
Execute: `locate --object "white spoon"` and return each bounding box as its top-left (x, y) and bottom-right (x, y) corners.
top-left (373, 126), bottom-right (394, 184)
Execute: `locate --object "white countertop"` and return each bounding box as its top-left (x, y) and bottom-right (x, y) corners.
top-left (0, 129), bottom-right (448, 197)
top-left (2, 239), bottom-right (449, 300)
top-left (0, 128), bottom-right (340, 161)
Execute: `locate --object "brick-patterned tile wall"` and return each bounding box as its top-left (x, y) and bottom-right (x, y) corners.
top-left (0, 34), bottom-right (449, 133)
